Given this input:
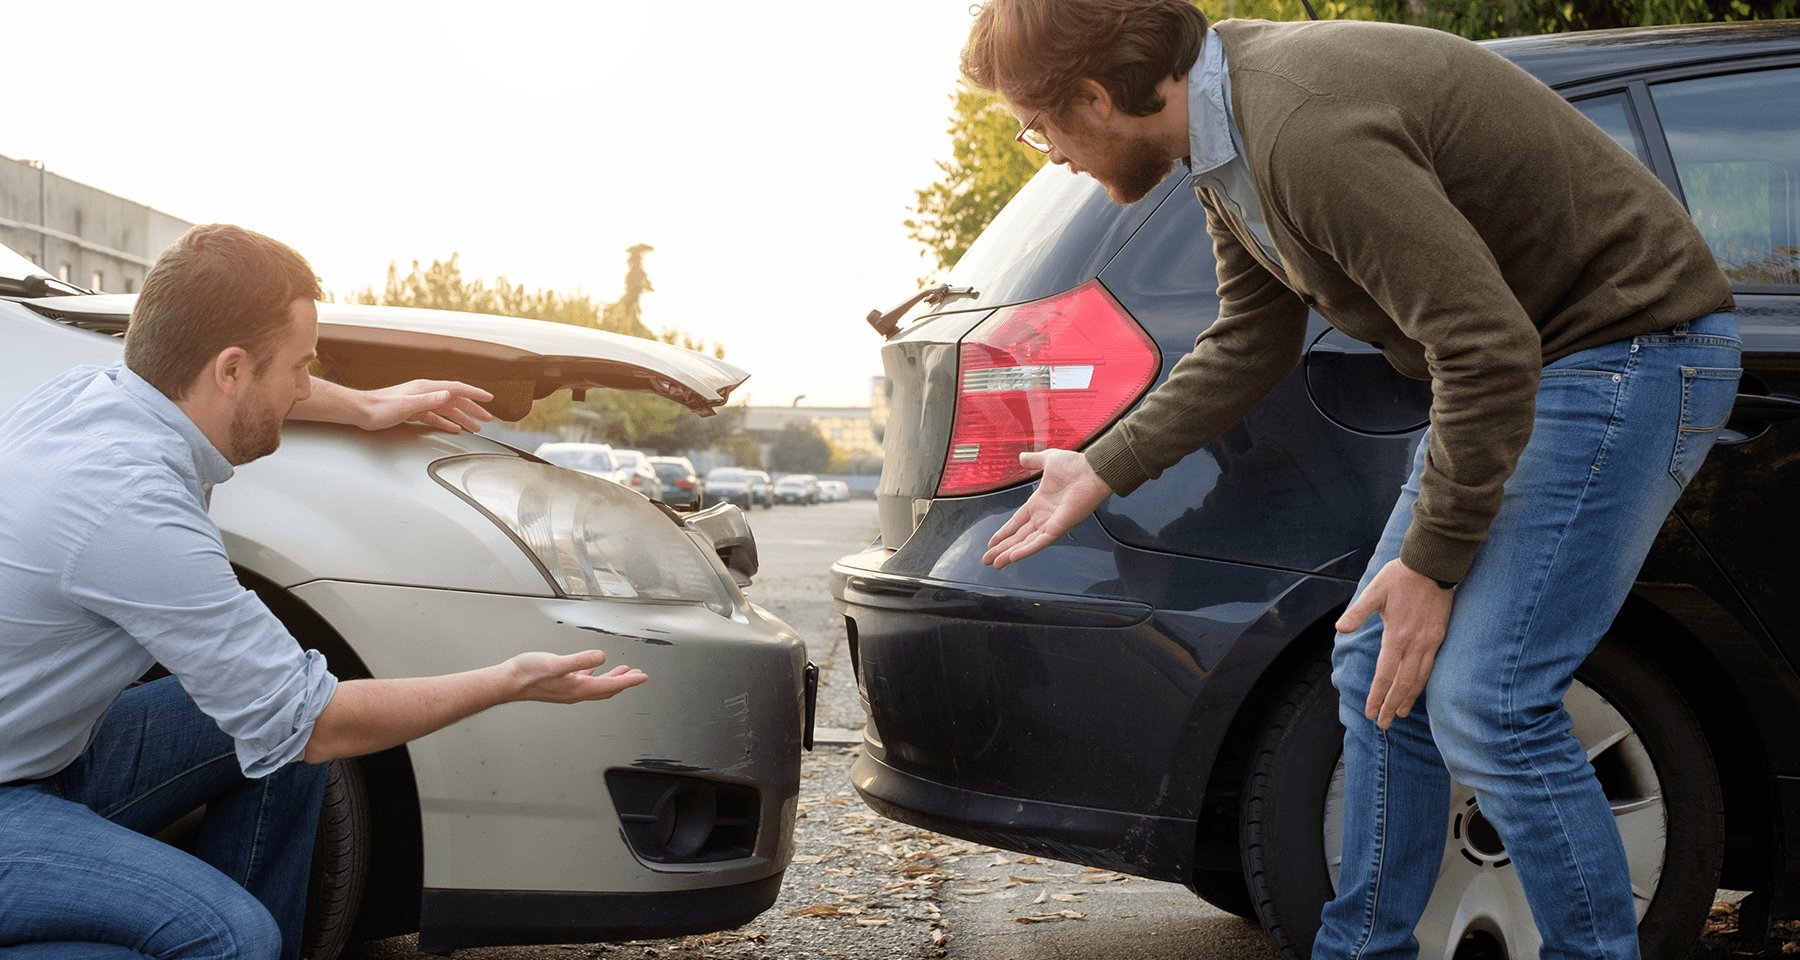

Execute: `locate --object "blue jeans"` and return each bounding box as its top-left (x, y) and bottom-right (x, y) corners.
top-left (0, 677), bottom-right (327, 960)
top-left (1315, 313), bottom-right (1741, 960)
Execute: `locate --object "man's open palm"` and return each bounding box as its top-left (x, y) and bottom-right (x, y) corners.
top-left (982, 449), bottom-right (1114, 568)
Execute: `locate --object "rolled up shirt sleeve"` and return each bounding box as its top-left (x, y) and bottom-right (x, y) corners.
top-left (63, 482), bottom-right (338, 777)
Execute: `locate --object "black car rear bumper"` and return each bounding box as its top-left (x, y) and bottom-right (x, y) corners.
top-left (832, 536), bottom-right (1355, 885)
top-left (851, 749), bottom-right (1198, 883)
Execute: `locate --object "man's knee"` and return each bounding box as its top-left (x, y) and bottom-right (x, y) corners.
top-left (185, 886), bottom-right (283, 960)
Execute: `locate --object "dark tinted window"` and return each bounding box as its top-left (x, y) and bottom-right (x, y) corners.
top-left (942, 165), bottom-right (1180, 308)
top-left (1574, 93), bottom-right (1648, 164)
top-left (1652, 67), bottom-right (1800, 285)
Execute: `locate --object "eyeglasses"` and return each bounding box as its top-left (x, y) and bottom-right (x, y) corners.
top-left (1015, 111), bottom-right (1052, 154)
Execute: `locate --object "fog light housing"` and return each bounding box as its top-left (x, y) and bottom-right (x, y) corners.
top-left (606, 771), bottom-right (760, 864)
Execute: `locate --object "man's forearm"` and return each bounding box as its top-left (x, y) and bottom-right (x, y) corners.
top-left (290, 377), bottom-right (369, 426)
top-left (302, 666), bottom-right (518, 763)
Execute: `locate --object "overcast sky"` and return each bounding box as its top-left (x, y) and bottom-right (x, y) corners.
top-left (6, 1), bottom-right (988, 408)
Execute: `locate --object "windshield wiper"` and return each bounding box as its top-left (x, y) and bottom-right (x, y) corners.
top-left (0, 274), bottom-right (88, 298)
top-left (865, 283), bottom-right (979, 339)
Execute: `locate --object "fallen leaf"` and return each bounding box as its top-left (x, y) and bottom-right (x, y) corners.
top-left (1007, 875), bottom-right (1041, 884)
top-left (855, 917), bottom-right (894, 927)
top-left (788, 904), bottom-right (842, 918)
top-left (1016, 910), bottom-right (1088, 924)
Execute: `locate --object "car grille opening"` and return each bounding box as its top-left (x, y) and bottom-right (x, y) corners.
top-left (606, 770), bottom-right (760, 864)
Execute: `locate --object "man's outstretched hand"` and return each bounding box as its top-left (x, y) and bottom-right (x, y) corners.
top-left (358, 379), bottom-right (496, 433)
top-left (506, 650), bottom-right (649, 704)
top-left (982, 449), bottom-right (1114, 568)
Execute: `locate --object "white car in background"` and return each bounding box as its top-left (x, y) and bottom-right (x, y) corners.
top-left (534, 440), bottom-right (621, 480)
top-left (1, 246), bottom-right (815, 959)
top-left (817, 480), bottom-right (851, 503)
top-left (612, 448), bottom-right (667, 502)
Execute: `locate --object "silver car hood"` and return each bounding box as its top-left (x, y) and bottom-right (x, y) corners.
top-left (22, 294), bottom-right (749, 419)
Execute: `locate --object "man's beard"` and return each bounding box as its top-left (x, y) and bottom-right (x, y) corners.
top-left (227, 402), bottom-right (284, 465)
top-left (1097, 133), bottom-right (1175, 205)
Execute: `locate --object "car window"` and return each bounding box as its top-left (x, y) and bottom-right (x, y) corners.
top-left (1652, 67), bottom-right (1800, 286)
top-left (943, 163), bottom-right (1177, 308)
top-left (1573, 93), bottom-right (1648, 164)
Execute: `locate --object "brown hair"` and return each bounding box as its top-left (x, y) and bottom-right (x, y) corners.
top-left (962, 0), bottom-right (1207, 119)
top-left (123, 224), bottom-right (322, 399)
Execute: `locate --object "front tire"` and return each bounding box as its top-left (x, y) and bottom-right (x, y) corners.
top-left (302, 759), bottom-right (372, 960)
top-left (1240, 634), bottom-right (1722, 960)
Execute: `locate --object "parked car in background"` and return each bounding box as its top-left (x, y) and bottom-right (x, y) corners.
top-left (703, 467), bottom-right (757, 510)
top-left (746, 470), bottom-right (776, 508)
top-left (650, 456), bottom-right (703, 509)
top-left (773, 474), bottom-right (819, 505)
top-left (534, 441), bottom-right (620, 482)
top-left (2, 245), bottom-right (814, 960)
top-left (817, 480), bottom-right (851, 503)
top-left (613, 448), bottom-right (666, 502)
top-left (833, 22), bottom-right (1800, 960)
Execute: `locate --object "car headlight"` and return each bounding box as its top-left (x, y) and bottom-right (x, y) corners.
top-left (432, 455), bottom-right (735, 615)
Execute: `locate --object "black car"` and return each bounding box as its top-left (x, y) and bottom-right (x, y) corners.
top-left (650, 455), bottom-right (703, 508)
top-left (833, 22), bottom-right (1800, 960)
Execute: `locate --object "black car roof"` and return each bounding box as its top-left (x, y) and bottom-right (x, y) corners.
top-left (1488, 19), bottom-right (1800, 88)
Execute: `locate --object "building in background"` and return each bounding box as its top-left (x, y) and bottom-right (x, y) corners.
top-left (0, 154), bottom-right (192, 292)
top-left (741, 405), bottom-right (882, 465)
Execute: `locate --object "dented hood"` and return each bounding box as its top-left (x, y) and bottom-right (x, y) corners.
top-left (22, 294), bottom-right (749, 420)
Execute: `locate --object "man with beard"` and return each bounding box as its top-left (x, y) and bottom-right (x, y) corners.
top-left (967, 2), bottom-right (1737, 958)
top-left (0, 224), bottom-right (648, 960)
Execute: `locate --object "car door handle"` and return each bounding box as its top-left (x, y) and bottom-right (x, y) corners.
top-left (1717, 392), bottom-right (1800, 445)
top-left (1730, 392), bottom-right (1800, 423)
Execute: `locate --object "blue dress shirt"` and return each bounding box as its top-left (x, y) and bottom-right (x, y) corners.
top-left (0, 363), bottom-right (337, 782)
top-left (1189, 26), bottom-right (1284, 268)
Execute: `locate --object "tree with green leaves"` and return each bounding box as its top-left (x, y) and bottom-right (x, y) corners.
top-left (767, 423), bottom-right (833, 475)
top-left (906, 84), bottom-right (1048, 277)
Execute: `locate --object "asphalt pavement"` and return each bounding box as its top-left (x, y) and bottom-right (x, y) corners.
top-left (347, 498), bottom-right (1785, 960)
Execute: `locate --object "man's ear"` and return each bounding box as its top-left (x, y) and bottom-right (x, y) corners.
top-left (208, 346), bottom-right (252, 399)
top-left (1076, 77), bottom-right (1116, 122)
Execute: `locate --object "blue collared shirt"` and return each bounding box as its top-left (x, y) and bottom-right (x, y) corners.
top-left (0, 363), bottom-right (337, 782)
top-left (1189, 27), bottom-right (1284, 268)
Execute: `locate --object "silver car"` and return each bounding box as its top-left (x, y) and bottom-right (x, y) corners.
top-left (1, 249), bottom-right (815, 957)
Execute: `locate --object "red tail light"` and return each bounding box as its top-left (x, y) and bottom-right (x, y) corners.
top-left (938, 281), bottom-right (1159, 497)
top-left (676, 479), bottom-right (694, 489)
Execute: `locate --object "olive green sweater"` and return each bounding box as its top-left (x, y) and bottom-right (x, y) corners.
top-left (1083, 18), bottom-right (1732, 584)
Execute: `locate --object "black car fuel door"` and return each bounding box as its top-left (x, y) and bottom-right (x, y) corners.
top-left (1303, 327), bottom-right (1434, 435)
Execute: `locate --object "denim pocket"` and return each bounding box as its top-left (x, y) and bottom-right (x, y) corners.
top-left (1670, 366), bottom-right (1741, 489)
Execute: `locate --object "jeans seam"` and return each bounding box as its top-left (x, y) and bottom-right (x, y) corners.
top-left (1345, 729), bottom-right (1390, 960)
top-left (98, 751), bottom-right (239, 821)
top-left (1498, 359), bottom-right (1635, 960)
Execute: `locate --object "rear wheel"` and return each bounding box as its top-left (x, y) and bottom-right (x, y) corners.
top-left (1240, 635), bottom-right (1722, 959)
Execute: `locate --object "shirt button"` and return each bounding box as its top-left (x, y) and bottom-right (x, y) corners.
top-left (1613, 373), bottom-right (1623, 382)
